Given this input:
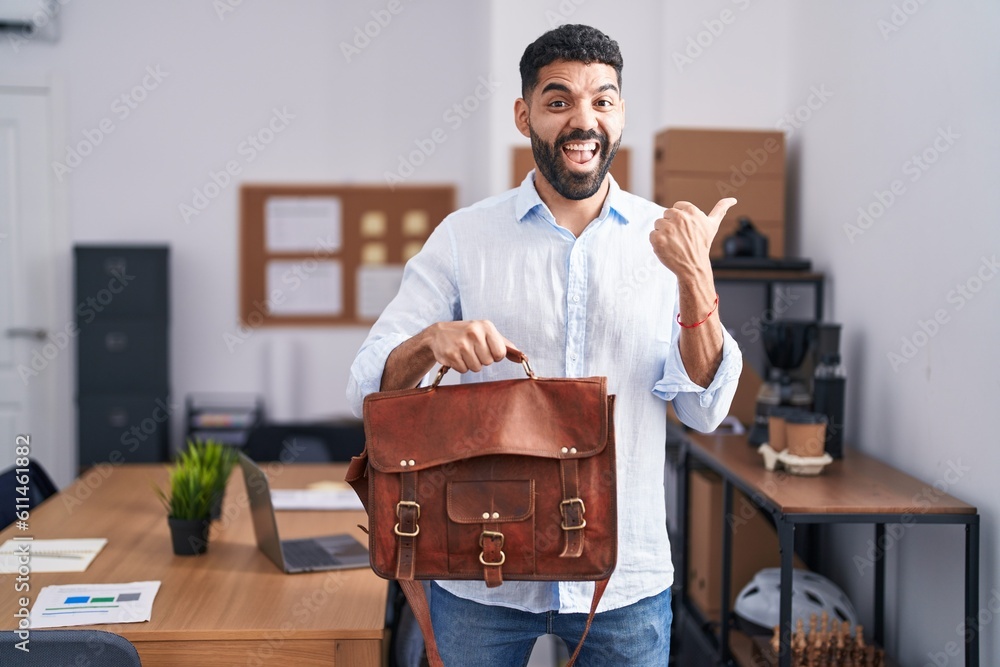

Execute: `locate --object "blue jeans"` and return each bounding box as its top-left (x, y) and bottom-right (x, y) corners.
top-left (429, 582), bottom-right (672, 666)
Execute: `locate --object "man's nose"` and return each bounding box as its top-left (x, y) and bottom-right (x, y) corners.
top-left (567, 104), bottom-right (599, 132)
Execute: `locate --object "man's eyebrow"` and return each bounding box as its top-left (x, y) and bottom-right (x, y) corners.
top-left (540, 82), bottom-right (571, 95)
top-left (539, 82), bottom-right (620, 96)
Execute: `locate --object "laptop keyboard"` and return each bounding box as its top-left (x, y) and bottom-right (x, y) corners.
top-left (282, 539), bottom-right (337, 569)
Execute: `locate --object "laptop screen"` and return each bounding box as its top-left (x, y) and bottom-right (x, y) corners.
top-left (238, 453), bottom-right (288, 570)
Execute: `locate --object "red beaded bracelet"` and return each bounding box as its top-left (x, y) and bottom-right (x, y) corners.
top-left (676, 295), bottom-right (719, 329)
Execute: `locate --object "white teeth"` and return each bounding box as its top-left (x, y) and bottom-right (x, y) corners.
top-left (563, 142), bottom-right (598, 151)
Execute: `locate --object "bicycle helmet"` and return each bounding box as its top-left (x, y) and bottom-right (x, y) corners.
top-left (734, 568), bottom-right (858, 635)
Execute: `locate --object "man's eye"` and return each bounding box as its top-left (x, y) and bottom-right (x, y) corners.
top-left (596, 99), bottom-right (613, 107)
top-left (548, 100), bottom-right (568, 108)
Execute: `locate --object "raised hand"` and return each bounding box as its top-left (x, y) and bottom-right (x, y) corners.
top-left (649, 198), bottom-right (737, 279)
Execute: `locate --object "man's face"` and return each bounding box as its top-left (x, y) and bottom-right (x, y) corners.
top-left (516, 60), bottom-right (624, 201)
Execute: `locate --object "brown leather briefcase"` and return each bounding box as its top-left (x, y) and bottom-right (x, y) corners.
top-left (346, 348), bottom-right (617, 666)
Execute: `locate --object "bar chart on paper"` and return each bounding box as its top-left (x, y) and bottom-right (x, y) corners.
top-left (29, 581), bottom-right (161, 629)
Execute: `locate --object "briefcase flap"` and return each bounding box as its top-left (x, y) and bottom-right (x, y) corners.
top-left (447, 480), bottom-right (534, 524)
top-left (364, 375), bottom-right (609, 473)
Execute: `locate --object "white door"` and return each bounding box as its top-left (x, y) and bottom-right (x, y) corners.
top-left (0, 79), bottom-right (69, 487)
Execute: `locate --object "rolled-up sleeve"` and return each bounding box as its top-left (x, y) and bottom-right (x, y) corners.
top-left (652, 313), bottom-right (743, 433)
top-left (346, 220), bottom-right (460, 417)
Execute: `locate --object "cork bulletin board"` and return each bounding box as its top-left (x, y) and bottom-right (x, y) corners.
top-left (240, 184), bottom-right (455, 326)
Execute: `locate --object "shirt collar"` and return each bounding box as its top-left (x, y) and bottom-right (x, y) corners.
top-left (515, 170), bottom-right (630, 226)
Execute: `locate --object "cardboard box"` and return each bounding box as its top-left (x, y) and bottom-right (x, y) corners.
top-left (511, 145), bottom-right (631, 192)
top-left (655, 128), bottom-right (785, 175)
top-left (687, 468), bottom-right (806, 622)
top-left (729, 362), bottom-right (764, 430)
top-left (656, 175), bottom-right (785, 257)
top-left (654, 128), bottom-right (786, 258)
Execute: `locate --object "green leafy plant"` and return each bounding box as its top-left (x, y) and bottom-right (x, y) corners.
top-left (154, 462), bottom-right (218, 520)
top-left (153, 439), bottom-right (237, 520)
top-left (178, 438), bottom-right (239, 504)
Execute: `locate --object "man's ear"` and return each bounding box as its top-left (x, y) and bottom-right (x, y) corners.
top-left (514, 98), bottom-right (530, 138)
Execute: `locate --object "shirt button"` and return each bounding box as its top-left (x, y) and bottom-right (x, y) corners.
top-left (572, 295), bottom-right (580, 303)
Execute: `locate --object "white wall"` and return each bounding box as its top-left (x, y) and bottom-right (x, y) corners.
top-left (787, 2), bottom-right (1000, 665)
top-left (12, 0), bottom-right (491, 471)
top-left (9, 1), bottom-right (999, 662)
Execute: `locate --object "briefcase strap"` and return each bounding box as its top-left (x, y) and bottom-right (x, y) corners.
top-left (399, 577), bottom-right (610, 667)
top-left (559, 459), bottom-right (586, 558)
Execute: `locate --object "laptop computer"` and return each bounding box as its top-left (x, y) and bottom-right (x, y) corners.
top-left (238, 453), bottom-right (370, 573)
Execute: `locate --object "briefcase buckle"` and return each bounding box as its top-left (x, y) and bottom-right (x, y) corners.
top-left (479, 530), bottom-right (505, 549)
top-left (394, 501), bottom-right (421, 537)
top-left (478, 530), bottom-right (506, 566)
top-left (559, 497), bottom-right (587, 531)
top-left (395, 500), bottom-right (421, 519)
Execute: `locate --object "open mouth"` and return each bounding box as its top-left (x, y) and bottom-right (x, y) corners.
top-left (561, 141), bottom-right (599, 166)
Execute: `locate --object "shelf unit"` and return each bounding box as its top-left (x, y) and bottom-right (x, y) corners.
top-left (675, 432), bottom-right (979, 667)
top-left (184, 393), bottom-right (263, 448)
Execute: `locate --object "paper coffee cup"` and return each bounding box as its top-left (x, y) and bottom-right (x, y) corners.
top-left (786, 412), bottom-right (828, 458)
top-left (767, 407), bottom-right (798, 453)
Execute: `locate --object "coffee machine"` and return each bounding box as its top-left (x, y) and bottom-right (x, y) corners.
top-left (748, 320), bottom-right (816, 446)
top-left (813, 323), bottom-right (846, 458)
top-left (748, 320), bottom-right (846, 458)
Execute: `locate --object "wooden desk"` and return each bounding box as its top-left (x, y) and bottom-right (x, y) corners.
top-left (0, 463), bottom-right (386, 666)
top-left (679, 433), bottom-right (980, 667)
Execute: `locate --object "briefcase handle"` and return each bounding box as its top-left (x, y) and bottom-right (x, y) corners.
top-left (430, 346), bottom-right (535, 388)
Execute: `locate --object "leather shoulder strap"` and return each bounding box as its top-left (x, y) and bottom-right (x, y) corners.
top-left (345, 453), bottom-right (369, 513)
top-left (399, 578), bottom-right (609, 667)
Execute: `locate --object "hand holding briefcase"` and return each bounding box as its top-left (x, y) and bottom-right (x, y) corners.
top-left (346, 347), bottom-right (618, 666)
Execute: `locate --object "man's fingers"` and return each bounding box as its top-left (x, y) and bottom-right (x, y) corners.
top-left (435, 319), bottom-right (517, 372)
top-left (708, 198), bottom-right (737, 222)
top-left (482, 322), bottom-right (508, 362)
top-left (459, 347), bottom-right (482, 373)
top-left (670, 201), bottom-right (699, 215)
top-left (471, 335), bottom-right (498, 368)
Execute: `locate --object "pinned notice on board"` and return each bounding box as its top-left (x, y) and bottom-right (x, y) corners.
top-left (361, 242), bottom-right (388, 265)
top-left (402, 210), bottom-right (430, 236)
top-left (357, 266), bottom-right (405, 320)
top-left (266, 197), bottom-right (342, 252)
top-left (360, 211), bottom-right (388, 237)
top-left (266, 260), bottom-right (343, 316)
top-left (241, 184), bottom-right (454, 325)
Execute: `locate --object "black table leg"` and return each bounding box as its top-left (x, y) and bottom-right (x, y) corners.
top-left (966, 517), bottom-right (980, 667)
top-left (778, 518), bottom-right (794, 667)
top-left (677, 442), bottom-right (688, 622)
top-left (874, 523), bottom-right (885, 647)
top-left (814, 280), bottom-right (824, 321)
top-left (720, 479), bottom-right (733, 664)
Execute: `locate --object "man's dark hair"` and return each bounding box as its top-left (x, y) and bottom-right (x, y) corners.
top-left (519, 24), bottom-right (623, 98)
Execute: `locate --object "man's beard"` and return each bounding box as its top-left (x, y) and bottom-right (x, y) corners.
top-left (529, 126), bottom-right (621, 201)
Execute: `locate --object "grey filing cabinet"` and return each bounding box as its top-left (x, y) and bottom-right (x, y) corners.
top-left (75, 245), bottom-right (170, 468)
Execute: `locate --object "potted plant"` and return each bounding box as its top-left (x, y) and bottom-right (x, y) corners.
top-left (155, 460), bottom-right (218, 556)
top-left (179, 439), bottom-right (239, 521)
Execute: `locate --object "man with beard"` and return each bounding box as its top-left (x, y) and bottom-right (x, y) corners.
top-left (348, 24), bottom-right (742, 665)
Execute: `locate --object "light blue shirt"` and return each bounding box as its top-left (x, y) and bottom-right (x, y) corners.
top-left (347, 172), bottom-right (742, 613)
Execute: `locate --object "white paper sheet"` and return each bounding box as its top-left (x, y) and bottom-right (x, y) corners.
top-left (29, 581), bottom-right (161, 629)
top-left (0, 538), bottom-right (107, 574)
top-left (266, 259), bottom-right (343, 316)
top-left (265, 196), bottom-right (342, 252)
top-left (356, 265), bottom-right (405, 319)
top-left (270, 489), bottom-right (364, 511)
